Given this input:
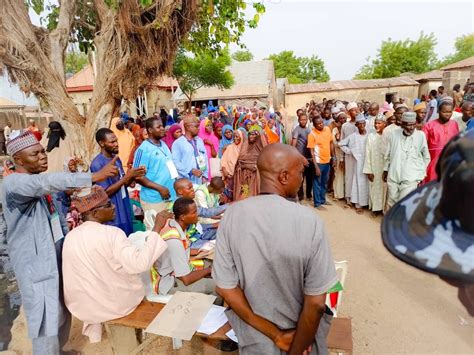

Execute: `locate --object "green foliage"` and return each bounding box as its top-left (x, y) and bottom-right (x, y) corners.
top-left (25, 1), bottom-right (265, 59)
top-left (354, 33), bottom-right (438, 79)
top-left (439, 33), bottom-right (474, 67)
top-left (65, 51), bottom-right (89, 74)
top-left (172, 49), bottom-right (234, 102)
top-left (267, 51), bottom-right (330, 84)
top-left (185, 1), bottom-right (265, 57)
top-left (232, 50), bottom-right (254, 62)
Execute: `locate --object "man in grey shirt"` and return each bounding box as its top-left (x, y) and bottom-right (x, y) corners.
top-left (1, 130), bottom-right (117, 354)
top-left (212, 144), bottom-right (337, 354)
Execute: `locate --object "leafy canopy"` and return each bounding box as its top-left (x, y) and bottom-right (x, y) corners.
top-left (65, 51), bottom-right (89, 74)
top-left (172, 49), bottom-right (234, 101)
top-left (267, 51), bottom-right (330, 84)
top-left (232, 50), bottom-right (254, 62)
top-left (26, 0), bottom-right (265, 57)
top-left (439, 33), bottom-right (474, 67)
top-left (354, 32), bottom-right (439, 79)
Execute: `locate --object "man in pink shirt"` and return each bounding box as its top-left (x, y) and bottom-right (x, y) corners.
top-left (62, 186), bottom-right (171, 342)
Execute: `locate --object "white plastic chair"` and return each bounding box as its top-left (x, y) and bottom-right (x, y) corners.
top-left (326, 260), bottom-right (348, 317)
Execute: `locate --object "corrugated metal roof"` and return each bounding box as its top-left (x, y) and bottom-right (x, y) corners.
top-left (66, 65), bottom-right (178, 92)
top-left (174, 60), bottom-right (274, 101)
top-left (286, 76), bottom-right (419, 94)
top-left (413, 70), bottom-right (443, 81)
top-left (441, 56), bottom-right (474, 71)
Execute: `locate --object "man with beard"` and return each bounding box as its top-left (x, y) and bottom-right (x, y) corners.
top-left (1, 130), bottom-right (117, 354)
top-left (91, 128), bottom-right (146, 235)
top-left (383, 112), bottom-right (430, 209)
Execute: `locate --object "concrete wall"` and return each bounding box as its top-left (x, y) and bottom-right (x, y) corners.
top-left (145, 89), bottom-right (173, 115)
top-left (418, 80), bottom-right (442, 98)
top-left (68, 91), bottom-right (92, 116)
top-left (443, 68), bottom-right (473, 94)
top-left (285, 85), bottom-right (419, 118)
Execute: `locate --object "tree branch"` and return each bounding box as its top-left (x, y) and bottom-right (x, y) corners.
top-left (49, 0), bottom-right (76, 82)
top-left (94, 0), bottom-right (110, 24)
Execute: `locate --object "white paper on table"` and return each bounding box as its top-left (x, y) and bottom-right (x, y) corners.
top-left (197, 305), bottom-right (228, 335)
top-left (226, 329), bottom-right (238, 343)
top-left (145, 291), bottom-right (216, 340)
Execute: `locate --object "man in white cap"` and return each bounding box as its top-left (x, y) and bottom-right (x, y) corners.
top-left (383, 112), bottom-right (430, 209)
top-left (339, 114), bottom-right (369, 213)
top-left (1, 130), bottom-right (118, 354)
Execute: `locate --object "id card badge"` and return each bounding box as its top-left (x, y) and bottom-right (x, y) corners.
top-left (50, 213), bottom-right (64, 243)
top-left (166, 160), bottom-right (179, 179)
top-left (120, 185), bottom-right (127, 199)
top-left (196, 154), bottom-right (207, 171)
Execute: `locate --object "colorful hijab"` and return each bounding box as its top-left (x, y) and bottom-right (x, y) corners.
top-left (198, 118), bottom-right (220, 178)
top-left (219, 125), bottom-right (234, 158)
top-left (163, 124), bottom-right (182, 150)
top-left (264, 119), bottom-right (280, 144)
top-left (221, 130), bottom-right (244, 177)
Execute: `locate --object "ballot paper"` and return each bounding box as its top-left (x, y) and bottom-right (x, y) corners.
top-left (197, 305), bottom-right (228, 335)
top-left (145, 291), bottom-right (216, 340)
top-left (226, 329), bottom-right (238, 343)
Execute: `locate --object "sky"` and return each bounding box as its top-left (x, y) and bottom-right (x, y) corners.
top-left (1, 0), bottom-right (473, 104)
top-left (233, 0), bottom-right (473, 80)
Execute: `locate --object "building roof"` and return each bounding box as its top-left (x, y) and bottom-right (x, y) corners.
top-left (173, 60), bottom-right (274, 101)
top-left (286, 76), bottom-right (419, 94)
top-left (65, 65), bottom-right (178, 93)
top-left (413, 70), bottom-right (443, 82)
top-left (441, 56), bottom-right (474, 71)
top-left (0, 97), bottom-right (19, 106)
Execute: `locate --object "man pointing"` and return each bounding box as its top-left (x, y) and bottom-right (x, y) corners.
top-left (1, 130), bottom-right (118, 354)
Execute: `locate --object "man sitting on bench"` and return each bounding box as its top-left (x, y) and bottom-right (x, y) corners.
top-left (62, 186), bottom-right (172, 343)
top-left (154, 197), bottom-right (215, 296)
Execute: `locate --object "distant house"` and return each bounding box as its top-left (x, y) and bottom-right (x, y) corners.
top-left (284, 77), bottom-right (419, 117)
top-left (0, 97), bottom-right (52, 130)
top-left (441, 56), bottom-right (474, 93)
top-left (412, 70), bottom-right (443, 98)
top-left (65, 65), bottom-right (178, 117)
top-left (173, 60), bottom-right (278, 109)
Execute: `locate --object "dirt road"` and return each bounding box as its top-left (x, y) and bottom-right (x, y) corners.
top-left (5, 200), bottom-right (474, 354)
top-left (320, 199), bottom-right (473, 354)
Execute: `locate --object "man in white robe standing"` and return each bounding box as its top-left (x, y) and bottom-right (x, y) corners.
top-left (341, 102), bottom-right (359, 207)
top-left (339, 114), bottom-right (369, 213)
top-left (383, 112), bottom-right (431, 209)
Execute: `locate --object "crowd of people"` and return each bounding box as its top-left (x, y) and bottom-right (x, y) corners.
top-left (0, 80), bottom-right (473, 354)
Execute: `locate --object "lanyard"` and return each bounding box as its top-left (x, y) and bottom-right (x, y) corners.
top-left (148, 139), bottom-right (169, 159)
top-left (186, 137), bottom-right (199, 157)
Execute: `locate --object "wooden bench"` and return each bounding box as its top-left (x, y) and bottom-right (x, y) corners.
top-left (105, 300), bottom-right (353, 354)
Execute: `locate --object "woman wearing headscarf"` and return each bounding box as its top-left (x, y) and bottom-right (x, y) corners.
top-left (40, 121), bottom-right (74, 173)
top-left (263, 118), bottom-right (280, 144)
top-left (221, 130), bottom-right (244, 199)
top-left (219, 125), bottom-right (234, 158)
top-left (110, 117), bottom-right (135, 172)
top-left (198, 118), bottom-right (219, 178)
top-left (233, 129), bottom-right (267, 201)
top-left (163, 123), bottom-right (183, 151)
top-left (127, 127), bottom-right (148, 169)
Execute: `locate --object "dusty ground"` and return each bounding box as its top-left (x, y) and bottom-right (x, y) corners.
top-left (4, 199), bottom-right (474, 354)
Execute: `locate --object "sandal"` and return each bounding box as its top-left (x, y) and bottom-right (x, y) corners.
top-left (356, 208), bottom-right (364, 214)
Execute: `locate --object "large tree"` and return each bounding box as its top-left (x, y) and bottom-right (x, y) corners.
top-left (267, 50), bottom-right (330, 84)
top-left (354, 33), bottom-right (438, 79)
top-left (173, 49), bottom-right (234, 107)
top-left (0, 0), bottom-right (264, 158)
top-left (232, 49), bottom-right (253, 62)
top-left (439, 33), bottom-right (474, 67)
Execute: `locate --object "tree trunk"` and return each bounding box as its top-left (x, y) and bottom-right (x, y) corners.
top-left (0, 0), bottom-right (200, 161)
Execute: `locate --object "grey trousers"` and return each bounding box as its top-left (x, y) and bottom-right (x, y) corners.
top-left (32, 305), bottom-right (71, 355)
